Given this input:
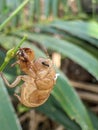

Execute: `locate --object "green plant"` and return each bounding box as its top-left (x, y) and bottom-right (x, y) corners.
top-left (0, 0), bottom-right (98, 130)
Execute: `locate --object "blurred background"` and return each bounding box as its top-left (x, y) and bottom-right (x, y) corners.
top-left (0, 0), bottom-right (98, 130)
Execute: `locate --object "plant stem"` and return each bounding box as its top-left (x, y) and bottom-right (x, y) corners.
top-left (14, 35), bottom-right (27, 54)
top-left (0, 0), bottom-right (29, 31)
top-left (0, 36), bottom-right (27, 72)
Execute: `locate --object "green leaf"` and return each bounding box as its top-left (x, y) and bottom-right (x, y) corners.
top-left (51, 71), bottom-right (94, 130)
top-left (88, 110), bottom-right (98, 130)
top-left (44, 0), bottom-right (52, 17)
top-left (28, 0), bottom-right (35, 21)
top-left (0, 0), bottom-right (6, 12)
top-left (37, 95), bottom-right (81, 130)
top-left (34, 0), bottom-right (40, 19)
top-left (50, 20), bottom-right (98, 47)
top-left (0, 78), bottom-right (22, 130)
top-left (52, 0), bottom-right (59, 17)
top-left (36, 24), bottom-right (98, 59)
top-left (0, 49), bottom-right (17, 80)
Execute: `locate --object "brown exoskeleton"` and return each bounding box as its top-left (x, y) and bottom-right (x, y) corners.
top-left (0, 48), bottom-right (58, 107)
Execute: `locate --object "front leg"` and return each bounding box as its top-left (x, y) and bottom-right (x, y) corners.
top-left (0, 72), bottom-right (23, 88)
top-left (11, 60), bottom-right (19, 67)
top-left (14, 93), bottom-right (21, 102)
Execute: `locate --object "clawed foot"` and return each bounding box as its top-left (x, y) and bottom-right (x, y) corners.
top-left (11, 61), bottom-right (18, 67)
top-left (14, 93), bottom-right (21, 102)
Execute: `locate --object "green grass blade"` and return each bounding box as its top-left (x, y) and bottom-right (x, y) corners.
top-left (0, 78), bottom-right (22, 130)
top-left (34, 0), bottom-right (40, 19)
top-left (35, 24), bottom-right (98, 59)
top-left (50, 20), bottom-right (98, 47)
top-left (52, 0), bottom-right (59, 17)
top-left (88, 110), bottom-right (98, 130)
top-left (44, 0), bottom-right (51, 17)
top-left (37, 95), bottom-right (81, 130)
top-left (52, 71), bottom-right (94, 130)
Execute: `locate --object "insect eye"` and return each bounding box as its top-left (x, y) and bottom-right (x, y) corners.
top-left (42, 62), bottom-right (49, 67)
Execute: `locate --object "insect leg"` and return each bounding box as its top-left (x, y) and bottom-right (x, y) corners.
top-left (0, 72), bottom-right (23, 88)
top-left (11, 60), bottom-right (19, 67)
top-left (14, 93), bottom-right (21, 102)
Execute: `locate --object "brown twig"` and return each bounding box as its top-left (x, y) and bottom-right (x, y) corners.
top-left (19, 112), bottom-right (30, 123)
top-left (70, 80), bottom-right (98, 93)
top-left (55, 125), bottom-right (65, 130)
top-left (78, 91), bottom-right (98, 103)
top-left (70, 80), bottom-right (98, 104)
top-left (91, 106), bottom-right (98, 113)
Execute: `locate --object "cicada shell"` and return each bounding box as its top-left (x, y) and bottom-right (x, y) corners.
top-left (1, 48), bottom-right (58, 107)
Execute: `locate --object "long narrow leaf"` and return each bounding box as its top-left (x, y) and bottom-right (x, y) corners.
top-left (52, 0), bottom-right (59, 17)
top-left (44, 0), bottom-right (52, 17)
top-left (52, 71), bottom-right (94, 130)
top-left (50, 21), bottom-right (98, 47)
top-left (88, 110), bottom-right (98, 130)
top-left (37, 95), bottom-right (81, 130)
top-left (0, 78), bottom-right (22, 130)
top-left (34, 24), bottom-right (98, 59)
